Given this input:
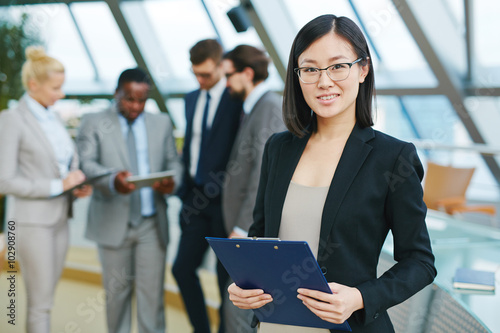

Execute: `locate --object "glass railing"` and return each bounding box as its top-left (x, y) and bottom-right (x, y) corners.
top-left (382, 209), bottom-right (500, 332)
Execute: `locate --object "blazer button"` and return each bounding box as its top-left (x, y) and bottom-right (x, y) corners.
top-left (320, 267), bottom-right (327, 275)
top-left (373, 312), bottom-right (379, 319)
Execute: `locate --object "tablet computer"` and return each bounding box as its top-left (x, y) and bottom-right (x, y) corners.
top-left (126, 170), bottom-right (176, 189)
top-left (59, 171), bottom-right (113, 196)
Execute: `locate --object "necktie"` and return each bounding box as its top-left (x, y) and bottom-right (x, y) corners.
top-left (201, 91), bottom-right (211, 146)
top-left (127, 122), bottom-right (142, 226)
top-left (195, 92), bottom-right (211, 185)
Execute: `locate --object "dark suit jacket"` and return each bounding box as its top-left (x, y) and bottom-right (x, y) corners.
top-left (249, 124), bottom-right (437, 333)
top-left (222, 91), bottom-right (286, 234)
top-left (177, 88), bottom-right (242, 201)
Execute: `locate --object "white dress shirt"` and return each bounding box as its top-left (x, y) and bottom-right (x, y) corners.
top-left (189, 77), bottom-right (227, 177)
top-left (117, 111), bottom-right (155, 217)
top-left (243, 81), bottom-right (270, 115)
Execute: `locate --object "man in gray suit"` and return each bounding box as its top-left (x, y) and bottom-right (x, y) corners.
top-left (221, 45), bottom-right (286, 332)
top-left (76, 68), bottom-right (182, 333)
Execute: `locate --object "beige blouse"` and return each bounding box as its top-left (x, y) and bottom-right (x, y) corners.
top-left (259, 181), bottom-right (330, 333)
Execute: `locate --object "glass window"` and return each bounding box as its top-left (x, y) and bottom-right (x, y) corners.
top-left (401, 96), bottom-right (460, 145)
top-left (121, 0), bottom-right (283, 96)
top-left (375, 95), bottom-right (498, 200)
top-left (135, 0), bottom-right (217, 89)
top-left (205, 0), bottom-right (283, 90)
top-left (373, 96), bottom-right (417, 141)
top-left (475, 0), bottom-right (500, 68)
top-left (121, 0), bottom-right (244, 94)
top-left (443, 0), bottom-right (465, 29)
top-left (7, 4), bottom-right (95, 83)
top-left (465, 97), bottom-right (500, 143)
top-left (402, 95), bottom-right (498, 200)
top-left (352, 0), bottom-right (437, 88)
top-left (4, 3), bottom-right (137, 95)
top-left (204, 0), bottom-right (263, 50)
top-left (166, 98), bottom-right (186, 133)
top-left (286, 0), bottom-right (356, 29)
top-left (70, 2), bottom-right (137, 83)
top-left (465, 96), bottom-right (500, 162)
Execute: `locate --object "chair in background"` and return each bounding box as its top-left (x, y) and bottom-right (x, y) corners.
top-left (378, 252), bottom-right (434, 333)
top-left (423, 162), bottom-right (496, 217)
top-left (423, 285), bottom-right (490, 333)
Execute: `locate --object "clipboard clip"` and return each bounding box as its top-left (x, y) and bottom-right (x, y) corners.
top-left (232, 237), bottom-right (281, 249)
top-left (231, 237), bottom-right (281, 241)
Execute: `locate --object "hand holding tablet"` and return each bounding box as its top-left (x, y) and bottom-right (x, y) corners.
top-left (126, 170), bottom-right (176, 189)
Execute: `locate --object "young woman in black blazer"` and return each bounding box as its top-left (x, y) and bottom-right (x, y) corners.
top-left (227, 14), bottom-right (437, 333)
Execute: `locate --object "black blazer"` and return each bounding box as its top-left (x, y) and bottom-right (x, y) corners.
top-left (177, 88), bottom-right (242, 200)
top-left (249, 124), bottom-right (437, 333)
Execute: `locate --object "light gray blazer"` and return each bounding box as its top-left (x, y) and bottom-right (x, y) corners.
top-left (222, 91), bottom-right (286, 234)
top-left (0, 96), bottom-right (78, 226)
top-left (76, 107), bottom-right (182, 248)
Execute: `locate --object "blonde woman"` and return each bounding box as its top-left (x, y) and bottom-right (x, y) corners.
top-left (0, 46), bottom-right (91, 333)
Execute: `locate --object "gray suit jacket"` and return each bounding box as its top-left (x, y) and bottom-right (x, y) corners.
top-left (76, 106), bottom-right (182, 248)
top-left (0, 96), bottom-right (78, 226)
top-left (222, 91), bottom-right (286, 234)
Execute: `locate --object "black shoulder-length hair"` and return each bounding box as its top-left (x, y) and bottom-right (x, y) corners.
top-left (283, 14), bottom-right (375, 137)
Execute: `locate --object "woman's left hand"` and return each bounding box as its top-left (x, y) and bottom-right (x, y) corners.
top-left (297, 282), bottom-right (364, 324)
top-left (73, 185), bottom-right (92, 198)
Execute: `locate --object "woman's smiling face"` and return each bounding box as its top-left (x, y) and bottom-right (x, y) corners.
top-left (297, 32), bottom-right (369, 124)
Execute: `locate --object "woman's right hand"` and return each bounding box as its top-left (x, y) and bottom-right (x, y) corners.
top-left (62, 170), bottom-right (86, 191)
top-left (228, 282), bottom-right (273, 309)
top-left (73, 185), bottom-right (93, 198)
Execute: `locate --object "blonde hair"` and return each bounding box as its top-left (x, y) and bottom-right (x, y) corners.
top-left (21, 46), bottom-right (64, 90)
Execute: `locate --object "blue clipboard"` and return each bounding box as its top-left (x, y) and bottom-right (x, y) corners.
top-left (206, 237), bottom-right (352, 331)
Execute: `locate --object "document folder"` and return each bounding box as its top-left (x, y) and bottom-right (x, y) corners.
top-left (206, 237), bottom-right (352, 331)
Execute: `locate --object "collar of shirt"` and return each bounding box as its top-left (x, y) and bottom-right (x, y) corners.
top-left (198, 76), bottom-right (227, 129)
top-left (117, 106), bottom-right (146, 133)
top-left (25, 93), bottom-right (56, 121)
top-left (243, 81), bottom-right (269, 115)
top-left (206, 75), bottom-right (227, 101)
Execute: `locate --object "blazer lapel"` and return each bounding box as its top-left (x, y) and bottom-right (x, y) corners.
top-left (108, 108), bottom-right (130, 170)
top-left (268, 133), bottom-right (310, 237)
top-left (209, 88), bottom-right (232, 136)
top-left (233, 91), bottom-right (270, 149)
top-left (144, 113), bottom-right (158, 172)
top-left (18, 98), bottom-right (60, 176)
top-left (318, 124), bottom-right (374, 259)
top-left (184, 90), bottom-right (200, 146)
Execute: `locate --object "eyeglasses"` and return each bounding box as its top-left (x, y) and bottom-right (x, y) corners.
top-left (294, 58), bottom-right (363, 84)
top-left (191, 67), bottom-right (217, 79)
top-left (225, 71), bottom-right (239, 79)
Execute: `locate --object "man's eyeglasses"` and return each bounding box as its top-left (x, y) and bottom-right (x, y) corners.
top-left (191, 68), bottom-right (217, 79)
top-left (294, 58), bottom-right (363, 84)
top-left (225, 71), bottom-right (239, 79)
